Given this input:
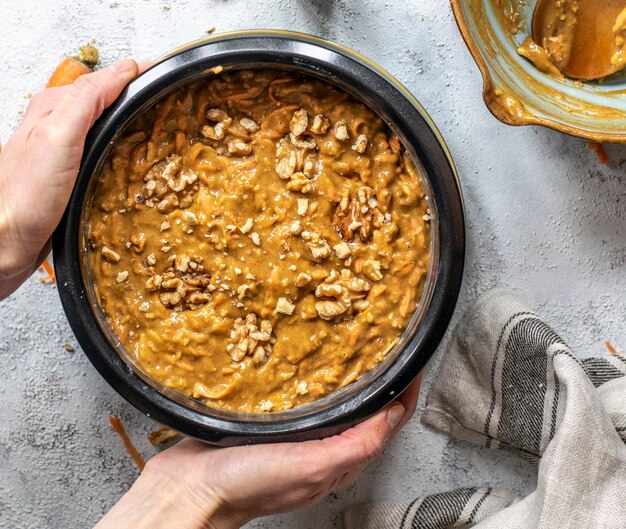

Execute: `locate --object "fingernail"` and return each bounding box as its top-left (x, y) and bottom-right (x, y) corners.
top-left (387, 404), bottom-right (405, 430)
top-left (113, 59), bottom-right (138, 75)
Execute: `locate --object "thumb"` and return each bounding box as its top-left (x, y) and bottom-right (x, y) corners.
top-left (49, 58), bottom-right (138, 144)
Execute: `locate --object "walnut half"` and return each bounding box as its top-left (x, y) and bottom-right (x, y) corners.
top-left (333, 186), bottom-right (385, 242)
top-left (314, 269), bottom-right (371, 321)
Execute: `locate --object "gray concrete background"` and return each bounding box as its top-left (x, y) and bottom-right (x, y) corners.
top-left (0, 1), bottom-right (624, 528)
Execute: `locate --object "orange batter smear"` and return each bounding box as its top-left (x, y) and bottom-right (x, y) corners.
top-left (587, 142), bottom-right (609, 165)
top-left (109, 416), bottom-right (146, 471)
top-left (38, 259), bottom-right (56, 284)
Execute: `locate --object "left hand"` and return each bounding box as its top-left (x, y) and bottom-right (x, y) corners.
top-left (95, 377), bottom-right (422, 529)
top-left (0, 59), bottom-right (138, 299)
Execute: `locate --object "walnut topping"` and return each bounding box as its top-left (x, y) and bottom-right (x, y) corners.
top-left (333, 242), bottom-right (351, 259)
top-left (276, 138), bottom-right (297, 180)
top-left (239, 218), bottom-right (253, 234)
top-left (168, 168), bottom-right (197, 193)
top-left (310, 114), bottom-right (330, 135)
top-left (287, 172), bottom-right (312, 193)
top-left (294, 272), bottom-right (312, 287)
top-left (157, 193), bottom-right (179, 214)
top-left (333, 121), bottom-right (349, 141)
top-left (182, 210), bottom-right (198, 226)
top-left (160, 220), bottom-right (171, 231)
top-left (228, 139), bottom-right (252, 155)
top-left (297, 198), bottom-right (309, 216)
top-left (333, 186), bottom-right (385, 242)
top-left (352, 134), bottom-right (368, 154)
top-left (250, 232), bottom-right (261, 246)
top-left (260, 400), bottom-right (274, 412)
top-left (295, 381), bottom-right (308, 395)
top-left (314, 269), bottom-right (371, 321)
top-left (276, 297), bottom-right (296, 315)
top-left (288, 220), bottom-right (302, 235)
top-left (146, 253), bottom-right (157, 266)
top-left (202, 117), bottom-right (232, 141)
top-left (301, 230), bottom-right (331, 259)
top-left (207, 108), bottom-right (228, 122)
top-left (240, 118), bottom-right (259, 132)
top-left (116, 271), bottom-right (129, 283)
top-left (102, 246), bottom-right (121, 263)
top-left (357, 258), bottom-right (384, 281)
top-left (227, 313), bottom-right (273, 367)
top-left (145, 256), bottom-right (212, 310)
top-left (289, 133), bottom-right (316, 150)
top-left (290, 108), bottom-right (308, 137)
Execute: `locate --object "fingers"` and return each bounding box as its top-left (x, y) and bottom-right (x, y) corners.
top-left (392, 371), bottom-right (423, 434)
top-left (48, 59), bottom-right (138, 144)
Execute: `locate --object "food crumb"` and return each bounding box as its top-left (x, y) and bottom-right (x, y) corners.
top-left (148, 426), bottom-right (180, 445)
top-left (63, 343), bottom-right (75, 353)
top-left (276, 297), bottom-right (295, 315)
top-left (206, 26), bottom-right (216, 34)
top-left (605, 340), bottom-right (618, 355)
top-left (77, 44), bottom-right (100, 68)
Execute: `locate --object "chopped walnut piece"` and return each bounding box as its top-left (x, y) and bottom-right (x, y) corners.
top-left (206, 108), bottom-right (228, 122)
top-left (101, 246), bottom-right (121, 263)
top-left (333, 186), bottom-right (385, 242)
top-left (174, 254), bottom-right (191, 273)
top-left (295, 381), bottom-right (308, 395)
top-left (275, 137), bottom-right (298, 180)
top-left (250, 232), bottom-right (261, 246)
top-left (228, 139), bottom-right (252, 155)
top-left (314, 269), bottom-right (371, 321)
top-left (333, 242), bottom-right (351, 259)
top-left (182, 210), bottom-right (198, 226)
top-left (297, 198), bottom-right (309, 216)
top-left (145, 274), bottom-right (163, 291)
top-left (160, 220), bottom-right (171, 231)
top-left (290, 108), bottom-right (308, 137)
top-left (289, 133), bottom-right (316, 150)
top-left (227, 313), bottom-right (273, 366)
top-left (276, 297), bottom-right (296, 315)
top-left (157, 193), bottom-right (179, 214)
top-left (168, 168), bottom-right (197, 193)
top-left (359, 258), bottom-right (384, 281)
top-left (116, 271), bottom-right (129, 283)
top-left (287, 172), bottom-right (312, 193)
top-left (148, 426), bottom-right (180, 446)
top-left (301, 230), bottom-right (331, 259)
top-left (260, 400), bottom-right (274, 412)
top-left (294, 272), bottom-right (312, 287)
top-left (333, 121), bottom-right (349, 141)
top-left (240, 118), bottom-right (260, 132)
top-left (146, 253), bottom-right (156, 266)
top-left (352, 134), bottom-right (368, 154)
top-left (288, 220), bottom-right (302, 235)
top-left (160, 290), bottom-right (184, 307)
top-left (310, 114), bottom-right (330, 135)
top-left (239, 218), bottom-right (253, 234)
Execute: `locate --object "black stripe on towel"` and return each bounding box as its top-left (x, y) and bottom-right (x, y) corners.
top-left (411, 488), bottom-right (476, 529)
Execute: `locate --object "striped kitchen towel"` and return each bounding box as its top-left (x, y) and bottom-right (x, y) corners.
top-left (346, 290), bottom-right (626, 528)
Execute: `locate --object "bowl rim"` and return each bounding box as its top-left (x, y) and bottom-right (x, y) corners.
top-left (53, 30), bottom-right (465, 445)
top-left (450, 0), bottom-right (626, 144)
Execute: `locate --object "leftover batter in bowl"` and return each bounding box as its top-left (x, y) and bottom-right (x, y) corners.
top-left (87, 69), bottom-right (431, 413)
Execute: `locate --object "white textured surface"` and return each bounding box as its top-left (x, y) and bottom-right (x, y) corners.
top-left (0, 1), bottom-right (624, 528)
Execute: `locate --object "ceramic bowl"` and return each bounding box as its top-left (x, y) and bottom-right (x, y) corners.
top-left (53, 31), bottom-right (465, 445)
top-left (451, 0), bottom-right (626, 143)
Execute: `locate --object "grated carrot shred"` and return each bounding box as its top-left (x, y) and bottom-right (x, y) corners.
top-left (587, 142), bottom-right (609, 165)
top-left (39, 259), bottom-right (56, 283)
top-left (109, 416), bottom-right (146, 471)
top-left (604, 340), bottom-right (618, 356)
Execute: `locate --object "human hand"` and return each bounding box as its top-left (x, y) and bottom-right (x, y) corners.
top-left (0, 59), bottom-right (138, 299)
top-left (96, 376), bottom-right (422, 529)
